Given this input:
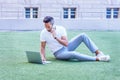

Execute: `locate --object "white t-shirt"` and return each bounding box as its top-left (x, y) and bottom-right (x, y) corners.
top-left (40, 25), bottom-right (67, 53)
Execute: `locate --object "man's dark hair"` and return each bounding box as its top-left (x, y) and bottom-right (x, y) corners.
top-left (43, 16), bottom-right (54, 25)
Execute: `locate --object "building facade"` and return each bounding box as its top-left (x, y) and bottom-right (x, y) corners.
top-left (0, 0), bottom-right (120, 30)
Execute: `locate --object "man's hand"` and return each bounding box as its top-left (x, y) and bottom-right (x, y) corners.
top-left (50, 29), bottom-right (68, 46)
top-left (50, 29), bottom-right (56, 39)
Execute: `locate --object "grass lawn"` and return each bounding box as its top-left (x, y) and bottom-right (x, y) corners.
top-left (0, 30), bottom-right (120, 80)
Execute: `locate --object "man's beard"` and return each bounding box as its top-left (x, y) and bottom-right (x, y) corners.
top-left (47, 30), bottom-right (51, 32)
top-left (47, 28), bottom-right (52, 32)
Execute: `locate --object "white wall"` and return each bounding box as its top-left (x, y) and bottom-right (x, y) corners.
top-left (0, 19), bottom-right (120, 31)
top-left (0, 0), bottom-right (120, 30)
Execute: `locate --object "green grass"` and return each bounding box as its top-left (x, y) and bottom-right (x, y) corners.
top-left (0, 30), bottom-right (120, 80)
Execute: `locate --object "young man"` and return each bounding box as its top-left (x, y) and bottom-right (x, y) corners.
top-left (40, 16), bottom-right (110, 63)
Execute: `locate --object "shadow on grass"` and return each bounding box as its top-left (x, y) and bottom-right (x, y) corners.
top-left (24, 51), bottom-right (107, 65)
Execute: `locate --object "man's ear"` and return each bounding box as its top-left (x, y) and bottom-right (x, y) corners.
top-left (50, 19), bottom-right (54, 25)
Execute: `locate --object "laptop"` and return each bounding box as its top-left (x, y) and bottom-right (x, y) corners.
top-left (26, 51), bottom-right (42, 64)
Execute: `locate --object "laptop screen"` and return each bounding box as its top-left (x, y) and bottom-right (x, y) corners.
top-left (26, 51), bottom-right (42, 64)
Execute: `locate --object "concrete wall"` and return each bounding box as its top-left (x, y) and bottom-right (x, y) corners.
top-left (0, 0), bottom-right (120, 19)
top-left (0, 0), bottom-right (120, 30)
top-left (0, 19), bottom-right (120, 31)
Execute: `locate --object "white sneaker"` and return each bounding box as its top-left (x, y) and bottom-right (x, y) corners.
top-left (96, 51), bottom-right (105, 57)
top-left (98, 55), bottom-right (110, 62)
top-left (42, 61), bottom-right (51, 64)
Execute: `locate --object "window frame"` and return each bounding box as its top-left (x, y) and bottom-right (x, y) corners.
top-left (106, 8), bottom-right (120, 19)
top-left (25, 7), bottom-right (39, 19)
top-left (63, 7), bottom-right (76, 19)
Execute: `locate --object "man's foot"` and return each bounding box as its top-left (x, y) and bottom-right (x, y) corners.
top-left (98, 55), bottom-right (110, 62)
top-left (96, 51), bottom-right (105, 57)
top-left (42, 61), bottom-right (51, 64)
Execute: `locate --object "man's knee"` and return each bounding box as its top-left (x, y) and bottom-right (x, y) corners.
top-left (79, 33), bottom-right (88, 38)
top-left (81, 33), bottom-right (87, 36)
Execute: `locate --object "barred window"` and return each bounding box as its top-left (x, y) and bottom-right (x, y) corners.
top-left (63, 8), bottom-right (76, 19)
top-left (25, 7), bottom-right (38, 19)
top-left (106, 8), bottom-right (120, 19)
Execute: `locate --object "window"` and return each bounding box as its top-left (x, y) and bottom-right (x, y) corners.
top-left (106, 8), bottom-right (111, 18)
top-left (25, 7), bottom-right (38, 19)
top-left (113, 8), bottom-right (119, 18)
top-left (25, 8), bottom-right (30, 18)
top-left (106, 8), bottom-right (120, 19)
top-left (70, 8), bottom-right (76, 18)
top-left (63, 8), bottom-right (76, 19)
top-left (63, 8), bottom-right (69, 18)
top-left (33, 8), bottom-right (38, 18)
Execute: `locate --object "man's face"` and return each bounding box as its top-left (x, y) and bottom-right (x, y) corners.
top-left (44, 22), bottom-right (52, 32)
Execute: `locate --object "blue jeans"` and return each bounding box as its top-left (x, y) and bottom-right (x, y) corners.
top-left (54, 33), bottom-right (98, 61)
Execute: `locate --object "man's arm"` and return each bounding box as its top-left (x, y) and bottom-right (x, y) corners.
top-left (55, 36), bottom-right (68, 46)
top-left (51, 29), bottom-right (68, 46)
top-left (40, 41), bottom-right (46, 61)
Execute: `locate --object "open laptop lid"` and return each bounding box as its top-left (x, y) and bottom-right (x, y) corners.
top-left (26, 51), bottom-right (42, 64)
